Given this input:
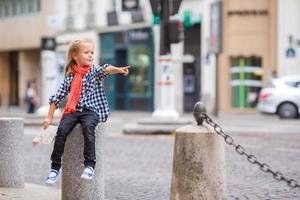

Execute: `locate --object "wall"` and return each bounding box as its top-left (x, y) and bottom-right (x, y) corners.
top-left (0, 0), bottom-right (56, 51)
top-left (219, 0), bottom-right (277, 112)
top-left (0, 53), bottom-right (9, 106)
top-left (54, 0), bottom-right (151, 31)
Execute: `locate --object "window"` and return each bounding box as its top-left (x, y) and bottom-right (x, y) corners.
top-left (285, 81), bottom-right (300, 88)
top-left (0, 0), bottom-right (41, 18)
top-left (0, 1), bottom-right (4, 17)
top-left (230, 56), bottom-right (263, 108)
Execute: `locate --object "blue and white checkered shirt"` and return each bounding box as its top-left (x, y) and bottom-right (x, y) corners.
top-left (49, 64), bottom-right (111, 122)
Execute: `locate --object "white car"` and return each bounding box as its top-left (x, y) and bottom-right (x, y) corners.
top-left (257, 75), bottom-right (300, 119)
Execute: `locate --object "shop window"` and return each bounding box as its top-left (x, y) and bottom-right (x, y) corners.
top-left (128, 47), bottom-right (150, 95)
top-left (230, 56), bottom-right (262, 108)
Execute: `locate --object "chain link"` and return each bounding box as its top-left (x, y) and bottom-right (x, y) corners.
top-left (202, 113), bottom-right (300, 189)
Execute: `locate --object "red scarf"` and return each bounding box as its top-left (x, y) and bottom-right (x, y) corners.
top-left (60, 65), bottom-right (91, 122)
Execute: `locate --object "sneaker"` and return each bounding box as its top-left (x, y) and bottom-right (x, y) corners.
top-left (81, 166), bottom-right (94, 180)
top-left (45, 169), bottom-right (60, 185)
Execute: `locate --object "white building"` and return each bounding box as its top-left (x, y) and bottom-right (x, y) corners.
top-left (277, 0), bottom-right (300, 77)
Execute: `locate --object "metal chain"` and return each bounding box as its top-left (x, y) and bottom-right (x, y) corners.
top-left (202, 113), bottom-right (300, 189)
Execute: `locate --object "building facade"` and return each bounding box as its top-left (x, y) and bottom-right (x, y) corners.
top-left (202, 0), bottom-right (278, 113)
top-left (0, 0), bottom-right (56, 107)
top-left (0, 0), bottom-right (154, 110)
top-left (2, 0), bottom-right (297, 114)
top-left (220, 0), bottom-right (277, 112)
top-left (277, 0), bottom-right (300, 77)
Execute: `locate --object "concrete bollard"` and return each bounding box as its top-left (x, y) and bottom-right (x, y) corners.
top-left (0, 118), bottom-right (24, 188)
top-left (62, 124), bottom-right (105, 200)
top-left (170, 102), bottom-right (227, 200)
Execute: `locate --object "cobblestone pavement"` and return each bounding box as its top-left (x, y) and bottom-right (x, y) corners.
top-left (23, 126), bottom-right (300, 200)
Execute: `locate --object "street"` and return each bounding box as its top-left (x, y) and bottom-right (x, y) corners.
top-left (21, 112), bottom-right (300, 200)
top-left (1, 0), bottom-right (300, 199)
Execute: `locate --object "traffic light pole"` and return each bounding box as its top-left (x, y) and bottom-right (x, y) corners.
top-left (152, 0), bottom-right (180, 119)
top-left (160, 0), bottom-right (170, 55)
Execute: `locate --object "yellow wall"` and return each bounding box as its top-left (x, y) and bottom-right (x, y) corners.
top-left (0, 53), bottom-right (9, 106)
top-left (219, 0), bottom-right (277, 112)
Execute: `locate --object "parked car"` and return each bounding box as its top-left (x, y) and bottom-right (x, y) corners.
top-left (257, 75), bottom-right (300, 119)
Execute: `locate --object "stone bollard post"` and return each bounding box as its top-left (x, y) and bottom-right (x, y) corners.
top-left (170, 102), bottom-right (227, 200)
top-left (62, 124), bottom-right (105, 200)
top-left (0, 118), bottom-right (24, 188)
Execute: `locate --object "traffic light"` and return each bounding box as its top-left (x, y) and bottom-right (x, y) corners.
top-left (167, 19), bottom-right (184, 44)
top-left (169, 0), bottom-right (182, 15)
top-left (149, 0), bottom-right (184, 54)
top-left (149, 0), bottom-right (161, 15)
top-left (150, 0), bottom-right (182, 16)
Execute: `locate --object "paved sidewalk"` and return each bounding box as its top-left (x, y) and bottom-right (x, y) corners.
top-left (0, 107), bottom-right (300, 199)
top-left (1, 107), bottom-right (300, 135)
top-left (0, 183), bottom-right (60, 200)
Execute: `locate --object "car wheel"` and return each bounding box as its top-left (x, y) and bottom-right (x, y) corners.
top-left (278, 103), bottom-right (298, 119)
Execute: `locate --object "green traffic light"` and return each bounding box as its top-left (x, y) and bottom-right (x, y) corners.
top-left (152, 14), bottom-right (161, 25)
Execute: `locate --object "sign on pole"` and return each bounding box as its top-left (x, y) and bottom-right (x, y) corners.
top-left (210, 2), bottom-right (223, 54)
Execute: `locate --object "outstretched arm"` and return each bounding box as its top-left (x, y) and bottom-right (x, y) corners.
top-left (105, 65), bottom-right (130, 76)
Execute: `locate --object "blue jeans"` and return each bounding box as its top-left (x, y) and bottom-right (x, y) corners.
top-left (50, 109), bottom-right (99, 170)
top-left (27, 102), bottom-right (35, 113)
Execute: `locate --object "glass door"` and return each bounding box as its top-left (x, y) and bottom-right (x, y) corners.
top-left (127, 46), bottom-right (153, 110)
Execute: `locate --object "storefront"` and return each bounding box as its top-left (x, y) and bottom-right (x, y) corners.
top-left (218, 0), bottom-right (277, 112)
top-left (100, 27), bottom-right (154, 111)
top-left (230, 56), bottom-right (262, 108)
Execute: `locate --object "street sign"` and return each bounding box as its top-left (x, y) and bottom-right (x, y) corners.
top-left (41, 37), bottom-right (56, 51)
top-left (153, 55), bottom-right (179, 119)
top-left (210, 2), bottom-right (223, 54)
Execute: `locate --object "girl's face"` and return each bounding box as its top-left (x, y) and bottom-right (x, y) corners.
top-left (73, 42), bottom-right (94, 67)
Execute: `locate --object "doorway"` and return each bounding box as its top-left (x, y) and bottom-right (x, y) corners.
top-left (9, 51), bottom-right (19, 106)
top-left (183, 24), bottom-right (201, 112)
top-left (115, 49), bottom-right (128, 110)
top-left (100, 28), bottom-right (154, 111)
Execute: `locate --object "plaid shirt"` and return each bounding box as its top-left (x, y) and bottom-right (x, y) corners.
top-left (49, 64), bottom-right (111, 122)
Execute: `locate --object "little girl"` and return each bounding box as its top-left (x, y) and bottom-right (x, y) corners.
top-left (43, 39), bottom-right (129, 184)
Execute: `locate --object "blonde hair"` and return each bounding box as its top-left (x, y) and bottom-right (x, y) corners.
top-left (64, 39), bottom-right (93, 75)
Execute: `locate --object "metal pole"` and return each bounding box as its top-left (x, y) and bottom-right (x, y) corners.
top-left (214, 54), bottom-right (219, 117)
top-left (160, 0), bottom-right (170, 55)
top-left (152, 0), bottom-right (180, 119)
